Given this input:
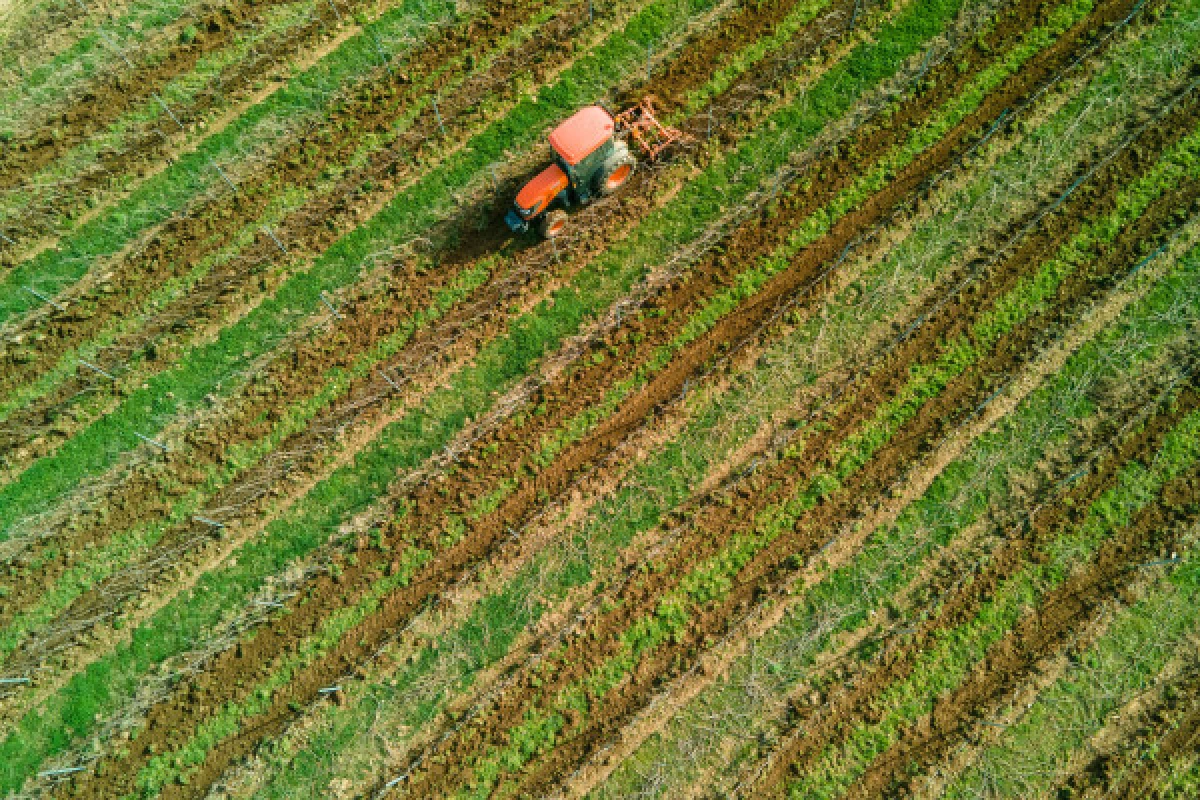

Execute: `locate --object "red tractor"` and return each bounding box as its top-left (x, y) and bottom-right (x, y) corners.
top-left (504, 99), bottom-right (687, 238)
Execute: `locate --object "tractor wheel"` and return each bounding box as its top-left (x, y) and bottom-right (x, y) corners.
top-left (596, 148), bottom-right (635, 196)
top-left (539, 209), bottom-right (568, 239)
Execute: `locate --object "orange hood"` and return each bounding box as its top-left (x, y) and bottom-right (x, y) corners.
top-left (515, 164), bottom-right (568, 218)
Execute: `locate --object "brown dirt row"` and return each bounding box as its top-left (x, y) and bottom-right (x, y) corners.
top-left (0, 0), bottom-right (347, 194)
top-left (0, 0), bottom-right (569, 432)
top-left (384, 32), bottom-right (1193, 800)
top-left (35, 0), bottom-right (1067, 794)
top-left (0, 0), bottom-right (861, 650)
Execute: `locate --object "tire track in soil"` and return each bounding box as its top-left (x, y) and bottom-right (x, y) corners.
top-left (0, 0), bottom-right (569, 441)
top-left (0, 0), bottom-right (341, 195)
top-left (378, 16), bottom-right (1192, 800)
top-left (0, 0), bottom-right (864, 653)
top-left (14, 0), bottom-right (868, 792)
top-left (21, 0), bottom-right (1051, 791)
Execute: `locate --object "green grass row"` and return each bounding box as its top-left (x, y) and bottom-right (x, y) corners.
top-left (0, 0), bottom-right (795, 788)
top-left (943, 540), bottom-right (1200, 797)
top-left (445, 73), bottom-right (1200, 800)
top-left (239, 10), bottom-right (1180, 785)
top-left (0, 0), bottom-right (465, 320)
top-left (597, 242), bottom-right (1200, 799)
top-left (788, 407), bottom-right (1200, 799)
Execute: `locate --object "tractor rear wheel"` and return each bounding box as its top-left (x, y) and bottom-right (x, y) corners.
top-left (539, 209), bottom-right (568, 239)
top-left (596, 148), bottom-right (635, 196)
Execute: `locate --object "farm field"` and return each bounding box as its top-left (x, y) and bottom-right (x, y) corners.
top-left (0, 0), bottom-right (1197, 795)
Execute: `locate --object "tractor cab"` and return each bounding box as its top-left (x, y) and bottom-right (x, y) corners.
top-left (505, 105), bottom-right (634, 238)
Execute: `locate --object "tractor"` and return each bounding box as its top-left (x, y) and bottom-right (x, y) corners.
top-left (504, 98), bottom-right (687, 238)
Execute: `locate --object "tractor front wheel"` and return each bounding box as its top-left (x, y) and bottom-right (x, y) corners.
top-left (596, 150), bottom-right (635, 196)
top-left (539, 209), bottom-right (568, 239)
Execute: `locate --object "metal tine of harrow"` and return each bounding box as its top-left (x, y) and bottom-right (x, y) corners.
top-left (78, 359), bottom-right (117, 381)
top-left (97, 28), bottom-right (134, 69)
top-left (210, 158), bottom-right (237, 192)
top-left (317, 685), bottom-right (342, 694)
top-left (433, 97), bottom-right (447, 136)
top-left (0, 231), bottom-right (15, 245)
top-left (38, 766), bottom-right (86, 778)
top-left (262, 225), bottom-right (289, 255)
top-left (320, 291), bottom-right (343, 319)
top-left (23, 285), bottom-right (66, 311)
top-left (326, 0), bottom-right (344, 21)
top-left (192, 515), bottom-right (225, 529)
top-left (153, 93), bottom-right (185, 131)
top-left (370, 31), bottom-right (393, 75)
top-left (0, 677), bottom-right (31, 685)
top-left (379, 369), bottom-right (401, 390)
top-left (134, 432), bottom-right (169, 452)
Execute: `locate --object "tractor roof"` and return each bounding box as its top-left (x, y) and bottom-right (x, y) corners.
top-left (548, 106), bottom-right (614, 165)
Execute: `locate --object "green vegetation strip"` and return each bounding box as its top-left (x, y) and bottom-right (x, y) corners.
top-left (943, 542), bottom-right (1200, 797)
top-left (788, 409), bottom-right (1200, 800)
top-left (599, 247), bottom-right (1200, 799)
top-left (450, 102), bottom-right (1200, 800)
top-left (0, 0), bottom-right (463, 321)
